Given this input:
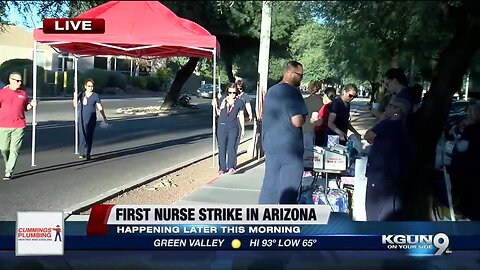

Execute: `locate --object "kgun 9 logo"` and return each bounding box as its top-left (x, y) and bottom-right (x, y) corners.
top-left (382, 232), bottom-right (450, 255)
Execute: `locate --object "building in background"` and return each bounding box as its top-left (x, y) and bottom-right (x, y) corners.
top-left (0, 25), bottom-right (96, 73)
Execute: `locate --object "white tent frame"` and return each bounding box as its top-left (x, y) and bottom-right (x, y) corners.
top-left (31, 40), bottom-right (219, 167)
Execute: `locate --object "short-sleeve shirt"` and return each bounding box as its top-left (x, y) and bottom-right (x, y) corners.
top-left (327, 97), bottom-right (350, 135)
top-left (262, 83), bottom-right (308, 156)
top-left (366, 119), bottom-right (411, 186)
top-left (77, 92), bottom-right (101, 120)
top-left (238, 92), bottom-right (251, 106)
top-left (315, 102), bottom-right (332, 133)
top-left (218, 98), bottom-right (245, 129)
top-left (0, 86), bottom-right (29, 128)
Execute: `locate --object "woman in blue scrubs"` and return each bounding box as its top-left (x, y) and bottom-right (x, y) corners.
top-left (211, 83), bottom-right (245, 174)
top-left (73, 78), bottom-right (109, 160)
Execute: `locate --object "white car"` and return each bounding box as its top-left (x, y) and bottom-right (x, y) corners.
top-left (196, 84), bottom-right (220, 99)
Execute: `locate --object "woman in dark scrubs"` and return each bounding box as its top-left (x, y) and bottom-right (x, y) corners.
top-left (73, 78), bottom-right (108, 160)
top-left (211, 83), bottom-right (245, 174)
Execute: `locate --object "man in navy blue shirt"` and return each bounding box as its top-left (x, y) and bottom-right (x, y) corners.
top-left (259, 61), bottom-right (308, 204)
top-left (326, 84), bottom-right (362, 145)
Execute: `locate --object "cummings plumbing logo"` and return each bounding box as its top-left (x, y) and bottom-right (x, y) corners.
top-left (382, 233), bottom-right (451, 255)
top-left (16, 212), bottom-right (64, 256)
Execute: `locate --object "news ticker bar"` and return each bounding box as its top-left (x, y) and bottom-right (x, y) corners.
top-left (86, 205), bottom-right (331, 235)
top-left (2, 235), bottom-right (480, 251)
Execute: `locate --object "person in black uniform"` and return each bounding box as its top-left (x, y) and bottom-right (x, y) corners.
top-left (326, 84), bottom-right (362, 145)
top-left (73, 78), bottom-right (108, 160)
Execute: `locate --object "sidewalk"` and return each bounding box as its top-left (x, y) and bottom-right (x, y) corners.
top-left (176, 99), bottom-right (377, 205)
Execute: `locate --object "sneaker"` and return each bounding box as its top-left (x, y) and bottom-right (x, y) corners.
top-left (79, 155), bottom-right (85, 159)
top-left (3, 173), bottom-right (12, 181)
top-left (303, 171), bottom-right (312, 177)
top-left (218, 170), bottom-right (225, 175)
top-left (228, 168), bottom-right (236, 174)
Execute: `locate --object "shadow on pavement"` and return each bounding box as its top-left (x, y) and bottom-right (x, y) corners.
top-left (13, 132), bottom-right (213, 179)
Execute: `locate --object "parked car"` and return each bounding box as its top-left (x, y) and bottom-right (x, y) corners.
top-left (196, 84), bottom-right (220, 99)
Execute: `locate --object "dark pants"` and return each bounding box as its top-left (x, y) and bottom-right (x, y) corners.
top-left (217, 126), bottom-right (239, 171)
top-left (55, 232), bottom-right (62, 242)
top-left (314, 130), bottom-right (326, 146)
top-left (79, 116), bottom-right (97, 157)
top-left (258, 153), bottom-right (303, 204)
top-left (365, 172), bottom-right (404, 221)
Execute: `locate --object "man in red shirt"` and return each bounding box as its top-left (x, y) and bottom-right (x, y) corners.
top-left (0, 72), bottom-right (37, 180)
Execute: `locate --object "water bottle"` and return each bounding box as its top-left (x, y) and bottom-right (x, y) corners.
top-left (311, 186), bottom-right (325, 205)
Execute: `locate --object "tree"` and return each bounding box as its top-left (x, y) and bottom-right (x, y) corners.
top-left (313, 1), bottom-right (480, 220)
top-left (289, 21), bottom-right (336, 84)
top-left (161, 57), bottom-right (199, 109)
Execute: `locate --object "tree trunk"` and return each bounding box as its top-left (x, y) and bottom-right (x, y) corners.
top-left (223, 53), bottom-right (236, 83)
top-left (161, 57), bottom-right (200, 110)
top-left (369, 80), bottom-right (380, 105)
top-left (405, 4), bottom-right (480, 220)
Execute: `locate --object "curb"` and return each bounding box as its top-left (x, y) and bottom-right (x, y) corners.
top-left (63, 137), bottom-right (253, 220)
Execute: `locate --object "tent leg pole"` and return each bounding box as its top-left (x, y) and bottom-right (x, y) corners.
top-left (74, 57), bottom-right (79, 154)
top-left (212, 50), bottom-right (217, 169)
top-left (31, 41), bottom-right (38, 167)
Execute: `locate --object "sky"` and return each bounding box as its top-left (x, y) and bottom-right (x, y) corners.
top-left (6, 6), bottom-right (43, 31)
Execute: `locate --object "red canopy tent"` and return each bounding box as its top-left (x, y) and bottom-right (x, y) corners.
top-left (30, 1), bottom-right (221, 166)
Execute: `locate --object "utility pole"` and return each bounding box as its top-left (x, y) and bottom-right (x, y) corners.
top-left (248, 1), bottom-right (272, 159)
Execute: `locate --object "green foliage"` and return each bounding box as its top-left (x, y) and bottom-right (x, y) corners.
top-left (129, 76), bottom-right (147, 89)
top-left (268, 57), bottom-right (289, 84)
top-left (198, 58), bottom-right (229, 85)
top-left (145, 76), bottom-right (161, 91)
top-left (289, 21), bottom-right (335, 84)
top-left (80, 68), bottom-right (109, 92)
top-left (0, 58), bottom-right (46, 92)
top-left (312, 1), bottom-right (454, 84)
top-left (106, 71), bottom-right (128, 89)
top-left (155, 67), bottom-right (173, 85)
top-left (234, 48), bottom-right (259, 80)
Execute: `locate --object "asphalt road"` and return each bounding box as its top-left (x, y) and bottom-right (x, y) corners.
top-left (0, 96), bottom-right (254, 221)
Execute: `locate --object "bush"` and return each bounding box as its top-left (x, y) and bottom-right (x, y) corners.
top-left (129, 76), bottom-right (147, 89)
top-left (145, 76), bottom-right (161, 91)
top-left (0, 58), bottom-right (46, 94)
top-left (155, 67), bottom-right (173, 85)
top-left (0, 59), bottom-right (33, 79)
top-left (79, 68), bottom-right (110, 93)
top-left (107, 71), bottom-right (128, 90)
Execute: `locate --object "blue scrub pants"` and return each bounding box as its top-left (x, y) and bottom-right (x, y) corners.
top-left (217, 125), bottom-right (239, 172)
top-left (258, 153), bottom-right (303, 204)
top-left (78, 116), bottom-right (97, 158)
